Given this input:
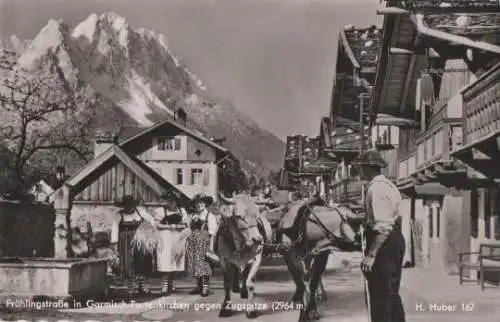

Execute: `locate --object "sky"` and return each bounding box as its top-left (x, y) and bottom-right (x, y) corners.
top-left (0, 0), bottom-right (382, 140)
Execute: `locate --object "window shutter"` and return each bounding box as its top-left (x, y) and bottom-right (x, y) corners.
top-left (203, 169), bottom-right (210, 186)
top-left (174, 138), bottom-right (181, 151)
top-left (185, 168), bottom-right (192, 185)
top-left (157, 137), bottom-right (164, 150)
top-left (179, 168), bottom-right (184, 185)
top-left (172, 168), bottom-right (178, 183)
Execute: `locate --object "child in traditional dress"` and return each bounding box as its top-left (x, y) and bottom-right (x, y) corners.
top-left (111, 195), bottom-right (156, 296)
top-left (155, 198), bottom-right (189, 296)
top-left (185, 194), bottom-right (218, 297)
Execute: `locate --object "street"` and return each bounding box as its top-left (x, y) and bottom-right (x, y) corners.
top-left (2, 256), bottom-right (499, 322)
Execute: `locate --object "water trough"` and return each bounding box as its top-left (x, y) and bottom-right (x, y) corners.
top-left (0, 257), bottom-right (108, 306)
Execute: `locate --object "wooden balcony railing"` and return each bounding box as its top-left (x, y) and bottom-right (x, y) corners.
top-left (398, 120), bottom-right (462, 180)
top-left (462, 64), bottom-right (500, 147)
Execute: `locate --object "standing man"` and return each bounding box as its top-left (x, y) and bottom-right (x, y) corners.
top-left (355, 150), bottom-right (406, 322)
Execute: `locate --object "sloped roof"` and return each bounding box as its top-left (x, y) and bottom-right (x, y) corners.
top-left (301, 159), bottom-right (337, 174)
top-left (119, 118), bottom-right (227, 153)
top-left (284, 135), bottom-right (301, 159)
top-left (284, 136), bottom-right (320, 161)
top-left (330, 126), bottom-right (363, 152)
top-left (65, 145), bottom-right (190, 204)
top-left (116, 126), bottom-right (146, 142)
top-left (411, 0), bottom-right (499, 9)
top-left (371, 1), bottom-right (500, 119)
top-left (302, 137), bottom-right (320, 162)
top-left (340, 25), bottom-right (381, 69)
top-left (424, 12), bottom-right (500, 37)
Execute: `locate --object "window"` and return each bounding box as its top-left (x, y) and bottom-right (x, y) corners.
top-left (189, 168), bottom-right (210, 186)
top-left (157, 137), bottom-right (181, 151)
top-left (175, 168), bottom-right (183, 185)
top-left (191, 168), bottom-right (203, 185)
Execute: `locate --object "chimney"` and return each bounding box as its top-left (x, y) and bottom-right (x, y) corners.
top-left (174, 107), bottom-right (187, 126)
top-left (94, 130), bottom-right (116, 158)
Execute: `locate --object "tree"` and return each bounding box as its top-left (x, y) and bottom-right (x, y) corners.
top-left (0, 63), bottom-right (94, 195)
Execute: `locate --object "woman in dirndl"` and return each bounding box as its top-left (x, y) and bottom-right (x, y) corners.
top-left (185, 193), bottom-right (219, 297)
top-left (111, 195), bottom-right (156, 295)
top-left (154, 198), bottom-right (189, 296)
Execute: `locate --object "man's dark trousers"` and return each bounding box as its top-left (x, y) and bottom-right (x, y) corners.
top-left (365, 220), bottom-right (406, 322)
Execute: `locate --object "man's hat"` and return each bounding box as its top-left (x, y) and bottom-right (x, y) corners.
top-left (192, 193), bottom-right (214, 207)
top-left (353, 149), bottom-right (388, 168)
top-left (114, 195), bottom-right (139, 209)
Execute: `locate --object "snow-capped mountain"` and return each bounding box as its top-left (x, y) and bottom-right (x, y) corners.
top-left (1, 12), bottom-right (284, 177)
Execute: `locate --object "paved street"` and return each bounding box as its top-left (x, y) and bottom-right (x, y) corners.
top-left (2, 253), bottom-right (500, 321)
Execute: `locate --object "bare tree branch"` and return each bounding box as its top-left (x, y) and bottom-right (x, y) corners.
top-left (0, 65), bottom-right (97, 194)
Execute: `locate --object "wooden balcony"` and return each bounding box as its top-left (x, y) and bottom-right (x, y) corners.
top-left (453, 63), bottom-right (500, 182)
top-left (397, 117), bottom-right (467, 194)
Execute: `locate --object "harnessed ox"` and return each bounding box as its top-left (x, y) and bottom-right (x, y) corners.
top-left (277, 200), bottom-right (362, 322)
top-left (216, 193), bottom-right (273, 319)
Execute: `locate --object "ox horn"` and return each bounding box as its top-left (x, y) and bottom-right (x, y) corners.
top-left (218, 192), bottom-right (234, 204)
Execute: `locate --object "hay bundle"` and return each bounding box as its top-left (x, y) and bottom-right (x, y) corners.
top-left (109, 249), bottom-right (120, 269)
top-left (131, 220), bottom-right (160, 255)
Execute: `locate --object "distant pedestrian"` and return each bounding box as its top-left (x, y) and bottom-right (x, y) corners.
top-left (355, 150), bottom-right (406, 322)
top-left (154, 198), bottom-right (189, 296)
top-left (185, 194), bottom-right (219, 297)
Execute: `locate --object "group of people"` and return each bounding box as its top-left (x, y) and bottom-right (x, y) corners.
top-left (110, 192), bottom-right (219, 297)
top-left (102, 149), bottom-right (404, 322)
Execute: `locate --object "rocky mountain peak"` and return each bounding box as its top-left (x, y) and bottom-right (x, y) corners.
top-left (0, 12), bottom-right (284, 178)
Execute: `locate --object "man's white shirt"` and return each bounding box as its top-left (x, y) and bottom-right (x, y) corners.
top-left (364, 174), bottom-right (402, 236)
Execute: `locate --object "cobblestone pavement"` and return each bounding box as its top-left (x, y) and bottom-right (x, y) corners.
top-left (2, 254), bottom-right (500, 321)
